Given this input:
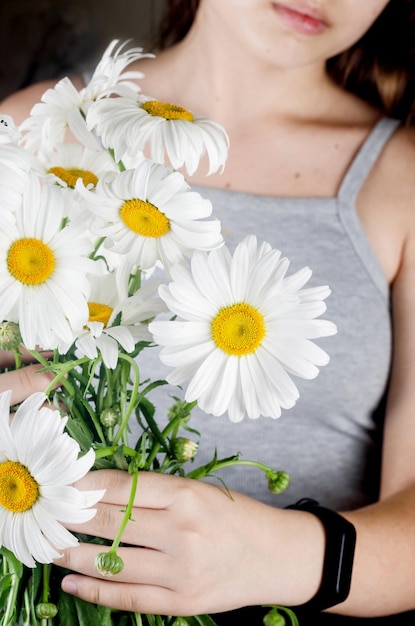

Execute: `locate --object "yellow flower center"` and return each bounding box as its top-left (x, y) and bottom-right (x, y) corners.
top-left (120, 199), bottom-right (170, 237)
top-left (48, 166), bottom-right (99, 188)
top-left (7, 238), bottom-right (55, 285)
top-left (0, 461), bottom-right (39, 513)
top-left (88, 302), bottom-right (113, 327)
top-left (141, 100), bottom-right (194, 122)
top-left (212, 303), bottom-right (266, 356)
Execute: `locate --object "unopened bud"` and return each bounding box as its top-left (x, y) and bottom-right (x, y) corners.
top-left (263, 607), bottom-right (286, 626)
top-left (168, 399), bottom-right (196, 422)
top-left (266, 470), bottom-right (290, 495)
top-left (35, 603), bottom-right (58, 619)
top-left (171, 437), bottom-right (198, 462)
top-left (0, 321), bottom-right (22, 350)
top-left (95, 551), bottom-right (124, 576)
top-left (100, 406), bottom-right (121, 428)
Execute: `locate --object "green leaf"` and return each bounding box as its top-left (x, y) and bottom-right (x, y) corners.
top-left (137, 399), bottom-right (170, 455)
top-left (57, 591), bottom-right (80, 626)
top-left (58, 592), bottom-right (114, 626)
top-left (65, 417), bottom-right (94, 451)
top-left (0, 546), bottom-right (23, 577)
top-left (26, 563), bottom-right (43, 624)
top-left (0, 573), bottom-right (13, 609)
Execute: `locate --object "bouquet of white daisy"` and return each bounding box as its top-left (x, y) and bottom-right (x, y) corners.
top-left (0, 41), bottom-right (336, 626)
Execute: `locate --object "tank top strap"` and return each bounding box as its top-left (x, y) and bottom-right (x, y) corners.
top-left (337, 117), bottom-right (400, 204)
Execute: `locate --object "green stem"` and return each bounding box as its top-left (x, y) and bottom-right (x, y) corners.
top-left (42, 564), bottom-right (50, 603)
top-left (134, 613), bottom-right (143, 626)
top-left (89, 236), bottom-right (106, 260)
top-left (26, 349), bottom-right (91, 397)
top-left (40, 564), bottom-right (51, 626)
top-left (145, 414), bottom-right (185, 468)
top-left (110, 469), bottom-right (139, 553)
top-left (112, 354), bottom-right (140, 446)
top-left (186, 458), bottom-right (274, 480)
top-left (22, 588), bottom-right (30, 626)
top-left (43, 358), bottom-right (91, 398)
top-left (13, 348), bottom-right (22, 370)
top-left (94, 445), bottom-right (117, 459)
top-left (2, 566), bottom-right (19, 626)
top-left (119, 359), bottom-right (130, 445)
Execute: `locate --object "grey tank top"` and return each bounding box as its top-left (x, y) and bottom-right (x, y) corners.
top-left (135, 117), bottom-right (399, 511)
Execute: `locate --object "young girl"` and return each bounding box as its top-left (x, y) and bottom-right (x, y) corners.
top-left (2, 1), bottom-right (415, 623)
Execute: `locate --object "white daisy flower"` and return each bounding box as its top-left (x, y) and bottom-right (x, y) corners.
top-left (39, 142), bottom-right (119, 228)
top-left (75, 159), bottom-right (223, 273)
top-left (0, 172), bottom-right (96, 349)
top-left (0, 145), bottom-right (40, 227)
top-left (81, 39), bottom-right (152, 103)
top-left (41, 142), bottom-right (119, 189)
top-left (73, 269), bottom-right (167, 369)
top-left (20, 76), bottom-right (100, 154)
top-left (0, 390), bottom-right (104, 568)
top-left (86, 94), bottom-right (230, 176)
top-left (0, 115), bottom-right (44, 221)
top-left (20, 40), bottom-right (151, 156)
top-left (149, 235), bottom-right (337, 422)
top-left (0, 114), bottom-right (22, 145)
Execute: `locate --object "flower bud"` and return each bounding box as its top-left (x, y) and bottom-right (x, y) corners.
top-left (95, 551), bottom-right (124, 576)
top-left (0, 321), bottom-right (22, 350)
top-left (100, 406), bottom-right (121, 428)
top-left (171, 437), bottom-right (198, 462)
top-left (266, 470), bottom-right (290, 495)
top-left (263, 607), bottom-right (286, 626)
top-left (168, 399), bottom-right (196, 422)
top-left (35, 603), bottom-right (58, 619)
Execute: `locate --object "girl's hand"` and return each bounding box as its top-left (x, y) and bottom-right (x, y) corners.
top-left (57, 469), bottom-right (324, 616)
top-left (0, 349), bottom-right (55, 405)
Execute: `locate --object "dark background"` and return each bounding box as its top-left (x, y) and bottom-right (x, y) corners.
top-left (0, 0), bottom-right (166, 101)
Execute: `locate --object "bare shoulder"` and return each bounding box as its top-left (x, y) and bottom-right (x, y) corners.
top-left (0, 75), bottom-right (85, 126)
top-left (374, 123), bottom-right (415, 207)
top-left (377, 124), bottom-right (415, 245)
top-left (356, 123), bottom-right (415, 284)
top-left (360, 122), bottom-right (415, 225)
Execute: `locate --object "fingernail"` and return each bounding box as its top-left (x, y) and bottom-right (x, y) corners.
top-left (62, 578), bottom-right (78, 595)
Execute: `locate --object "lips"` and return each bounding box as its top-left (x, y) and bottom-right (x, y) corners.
top-left (272, 2), bottom-right (329, 35)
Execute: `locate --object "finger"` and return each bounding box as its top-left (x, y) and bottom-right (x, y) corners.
top-left (0, 350), bottom-right (21, 368)
top-left (56, 543), bottom-right (170, 587)
top-left (65, 501), bottom-right (170, 550)
top-left (75, 470), bottom-right (197, 509)
top-left (0, 347), bottom-right (52, 369)
top-left (0, 364), bottom-right (56, 405)
top-left (60, 574), bottom-right (181, 615)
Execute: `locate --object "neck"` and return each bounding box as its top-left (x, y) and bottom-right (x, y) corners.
top-left (139, 15), bottom-right (338, 131)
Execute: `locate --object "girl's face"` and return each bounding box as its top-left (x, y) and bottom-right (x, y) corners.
top-left (197, 0), bottom-right (390, 69)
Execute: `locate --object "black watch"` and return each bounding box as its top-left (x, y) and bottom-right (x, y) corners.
top-left (286, 497), bottom-right (356, 612)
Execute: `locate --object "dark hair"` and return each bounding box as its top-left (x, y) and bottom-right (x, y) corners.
top-left (0, 0), bottom-right (98, 101)
top-left (153, 0), bottom-right (415, 125)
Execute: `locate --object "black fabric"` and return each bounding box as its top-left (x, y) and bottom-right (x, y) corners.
top-left (210, 605), bottom-right (415, 625)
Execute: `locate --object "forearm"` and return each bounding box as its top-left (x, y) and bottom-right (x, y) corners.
top-left (337, 487), bottom-right (415, 617)
top-left (239, 487), bottom-right (415, 617)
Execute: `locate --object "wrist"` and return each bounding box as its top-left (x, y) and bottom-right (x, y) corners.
top-left (254, 503), bottom-right (326, 607)
top-left (286, 498), bottom-right (356, 612)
